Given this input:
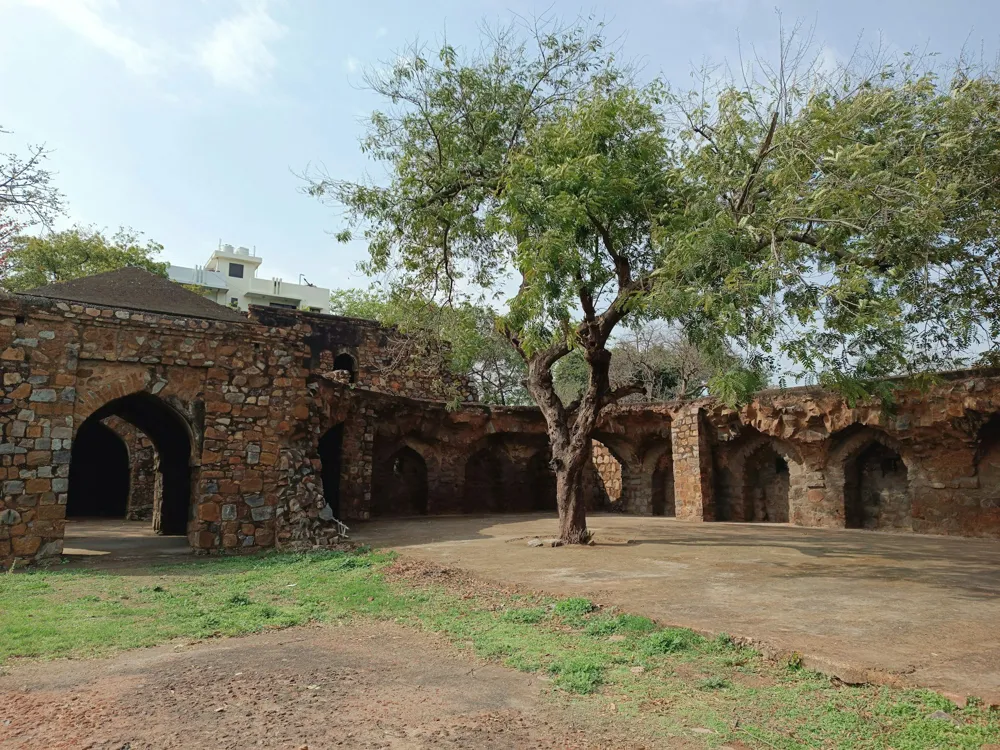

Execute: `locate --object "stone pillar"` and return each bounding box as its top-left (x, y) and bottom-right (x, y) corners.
top-left (671, 404), bottom-right (715, 521)
top-left (103, 416), bottom-right (157, 522)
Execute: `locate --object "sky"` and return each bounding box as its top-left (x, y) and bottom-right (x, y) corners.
top-left (1, 0), bottom-right (998, 293)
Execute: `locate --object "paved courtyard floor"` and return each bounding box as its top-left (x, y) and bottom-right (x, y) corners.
top-left (354, 513), bottom-right (1000, 703)
top-left (62, 519), bottom-right (191, 563)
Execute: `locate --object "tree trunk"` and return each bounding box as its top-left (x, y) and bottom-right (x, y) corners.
top-left (553, 439), bottom-right (592, 544)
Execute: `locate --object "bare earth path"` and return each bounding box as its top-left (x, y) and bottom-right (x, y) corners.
top-left (355, 513), bottom-right (1000, 703)
top-left (0, 621), bottom-right (643, 750)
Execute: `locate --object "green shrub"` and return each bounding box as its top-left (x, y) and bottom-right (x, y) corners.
top-left (585, 613), bottom-right (657, 636)
top-left (548, 656), bottom-right (605, 694)
top-left (698, 676), bottom-right (731, 690)
top-left (554, 597), bottom-right (595, 619)
top-left (639, 628), bottom-right (704, 656)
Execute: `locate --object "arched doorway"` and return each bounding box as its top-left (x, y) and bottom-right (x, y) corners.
top-left (743, 443), bottom-right (790, 522)
top-left (67, 420), bottom-right (130, 518)
top-left (70, 392), bottom-right (194, 536)
top-left (844, 441), bottom-right (910, 530)
top-left (651, 451), bottom-right (675, 517)
top-left (463, 447), bottom-right (506, 513)
top-left (372, 446), bottom-right (428, 516)
top-left (318, 424), bottom-right (344, 517)
top-left (976, 414), bottom-right (1000, 501)
top-left (528, 450), bottom-right (557, 512)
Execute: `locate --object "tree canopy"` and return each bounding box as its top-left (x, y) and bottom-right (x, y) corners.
top-left (1, 226), bottom-right (167, 292)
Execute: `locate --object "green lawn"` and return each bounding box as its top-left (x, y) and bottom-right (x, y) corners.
top-left (1, 549), bottom-right (997, 749)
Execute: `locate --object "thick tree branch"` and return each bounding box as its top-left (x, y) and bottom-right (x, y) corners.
top-left (733, 110), bottom-right (779, 218)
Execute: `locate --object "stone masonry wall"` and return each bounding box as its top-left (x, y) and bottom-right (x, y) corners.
top-left (6, 284), bottom-right (1000, 567)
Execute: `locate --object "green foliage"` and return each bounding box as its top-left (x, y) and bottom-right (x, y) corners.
top-left (1, 225), bottom-right (167, 292)
top-left (662, 51), bottom-right (1000, 402)
top-left (697, 676), bottom-right (731, 690)
top-left (501, 607), bottom-right (547, 624)
top-left (548, 655), bottom-right (606, 694)
top-left (639, 628), bottom-right (705, 656)
top-left (553, 597), bottom-right (596, 624)
top-left (552, 348), bottom-right (589, 404)
top-left (584, 613), bottom-right (658, 636)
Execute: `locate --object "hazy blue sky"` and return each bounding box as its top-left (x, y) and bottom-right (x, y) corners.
top-left (2, 0), bottom-right (997, 292)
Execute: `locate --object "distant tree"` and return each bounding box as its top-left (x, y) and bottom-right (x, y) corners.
top-left (330, 287), bottom-right (530, 405)
top-left (310, 17), bottom-right (1000, 543)
top-left (2, 226), bottom-right (167, 292)
top-left (0, 126), bottom-right (63, 265)
top-left (608, 324), bottom-right (715, 402)
top-left (554, 323), bottom-right (715, 404)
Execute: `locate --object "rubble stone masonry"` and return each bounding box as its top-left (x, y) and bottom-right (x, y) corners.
top-left (2, 287), bottom-right (1000, 566)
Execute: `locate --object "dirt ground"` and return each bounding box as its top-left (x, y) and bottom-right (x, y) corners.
top-left (355, 513), bottom-right (1000, 703)
top-left (0, 620), bottom-right (658, 750)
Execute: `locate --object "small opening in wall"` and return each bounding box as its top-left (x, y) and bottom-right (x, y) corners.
top-left (14, 315), bottom-right (25, 325)
top-left (333, 353), bottom-right (357, 383)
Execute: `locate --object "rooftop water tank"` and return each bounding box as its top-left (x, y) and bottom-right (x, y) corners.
top-left (236, 246), bottom-right (251, 256)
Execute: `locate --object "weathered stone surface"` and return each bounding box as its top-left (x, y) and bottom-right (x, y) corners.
top-left (3, 284), bottom-right (1000, 570)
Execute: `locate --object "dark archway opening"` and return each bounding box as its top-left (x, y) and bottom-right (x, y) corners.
top-left (372, 446), bottom-right (428, 516)
top-left (528, 450), bottom-right (557, 512)
top-left (744, 445), bottom-right (790, 522)
top-left (651, 451), bottom-right (675, 517)
top-left (333, 353), bottom-right (357, 383)
top-left (319, 423), bottom-right (344, 517)
top-left (67, 420), bottom-right (130, 518)
top-left (975, 414), bottom-right (1000, 492)
top-left (464, 447), bottom-right (506, 513)
top-left (71, 392), bottom-right (194, 536)
top-left (845, 441), bottom-right (910, 530)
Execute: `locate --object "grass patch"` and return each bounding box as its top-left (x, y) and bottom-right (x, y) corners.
top-left (584, 613), bottom-right (657, 637)
top-left (2, 550), bottom-right (998, 749)
top-left (638, 627), bottom-right (704, 655)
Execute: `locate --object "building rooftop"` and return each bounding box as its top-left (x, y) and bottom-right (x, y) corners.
top-left (167, 265), bottom-right (229, 290)
top-left (20, 267), bottom-right (251, 323)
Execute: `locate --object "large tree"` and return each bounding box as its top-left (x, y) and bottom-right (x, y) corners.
top-left (309, 20), bottom-right (1000, 542)
top-left (2, 226), bottom-right (167, 292)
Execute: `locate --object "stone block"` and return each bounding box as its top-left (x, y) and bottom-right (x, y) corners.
top-left (11, 535), bottom-right (40, 556)
top-left (251, 506), bottom-right (274, 521)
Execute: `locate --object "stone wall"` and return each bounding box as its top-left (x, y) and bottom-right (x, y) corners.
top-left (5, 286), bottom-right (1000, 567)
top-left (588, 441), bottom-right (622, 509)
top-left (248, 307), bottom-right (473, 402)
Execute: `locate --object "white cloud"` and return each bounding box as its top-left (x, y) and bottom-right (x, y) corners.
top-left (20, 0), bottom-right (159, 75)
top-left (196, 1), bottom-right (287, 93)
top-left (344, 56), bottom-right (360, 73)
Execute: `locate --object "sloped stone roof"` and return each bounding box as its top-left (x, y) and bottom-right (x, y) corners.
top-left (20, 267), bottom-right (250, 323)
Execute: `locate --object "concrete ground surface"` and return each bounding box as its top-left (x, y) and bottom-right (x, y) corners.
top-left (354, 513), bottom-right (1000, 703)
top-left (0, 621), bottom-right (657, 750)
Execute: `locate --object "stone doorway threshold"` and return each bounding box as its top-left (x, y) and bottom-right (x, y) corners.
top-left (61, 518), bottom-right (192, 566)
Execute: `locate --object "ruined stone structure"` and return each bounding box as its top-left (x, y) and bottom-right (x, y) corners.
top-left (2, 268), bottom-right (1000, 565)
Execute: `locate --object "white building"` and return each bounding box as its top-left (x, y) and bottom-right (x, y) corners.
top-left (168, 244), bottom-right (330, 313)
